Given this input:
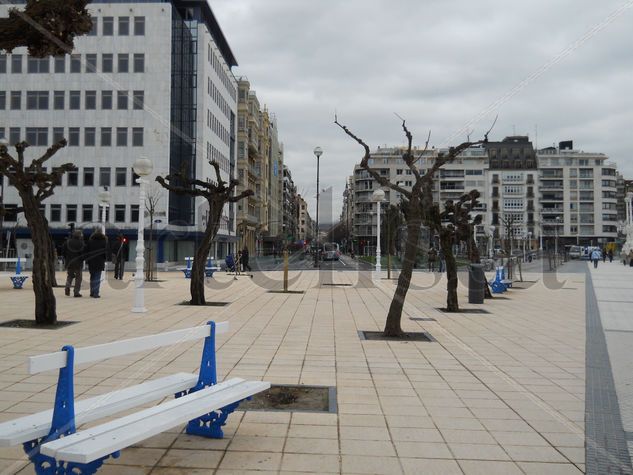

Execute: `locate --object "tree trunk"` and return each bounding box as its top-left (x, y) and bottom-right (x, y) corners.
top-left (383, 197), bottom-right (421, 337)
top-left (48, 235), bottom-right (58, 287)
top-left (19, 191), bottom-right (57, 324)
top-left (441, 232), bottom-right (459, 312)
top-left (189, 200), bottom-right (222, 305)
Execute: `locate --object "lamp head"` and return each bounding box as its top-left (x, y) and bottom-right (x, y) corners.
top-left (313, 146), bottom-right (323, 158)
top-left (372, 189), bottom-right (386, 202)
top-left (133, 156), bottom-right (153, 177)
top-left (98, 188), bottom-right (111, 204)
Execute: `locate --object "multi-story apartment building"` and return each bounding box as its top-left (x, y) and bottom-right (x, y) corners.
top-left (346, 137), bottom-right (621, 255)
top-left (235, 78), bottom-right (286, 255)
top-left (296, 195), bottom-right (314, 243)
top-left (537, 141), bottom-right (618, 246)
top-left (0, 0), bottom-right (239, 262)
top-left (282, 165), bottom-right (298, 245)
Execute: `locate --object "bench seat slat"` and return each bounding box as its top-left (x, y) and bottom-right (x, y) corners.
top-left (41, 378), bottom-right (270, 464)
top-left (28, 323), bottom-right (229, 374)
top-left (0, 372), bottom-right (198, 447)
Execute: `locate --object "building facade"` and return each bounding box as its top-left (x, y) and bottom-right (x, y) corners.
top-left (0, 0), bottom-right (239, 262)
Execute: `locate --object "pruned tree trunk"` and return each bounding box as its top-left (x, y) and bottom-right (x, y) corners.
top-left (190, 199), bottom-right (222, 305)
top-left (19, 192), bottom-right (57, 324)
top-left (384, 197), bottom-right (421, 337)
top-left (441, 233), bottom-right (459, 312)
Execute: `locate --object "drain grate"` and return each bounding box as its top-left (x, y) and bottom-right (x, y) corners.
top-left (240, 384), bottom-right (336, 413)
top-left (409, 317), bottom-right (436, 322)
top-left (268, 290), bottom-right (306, 294)
top-left (358, 330), bottom-right (434, 342)
top-left (321, 283), bottom-right (352, 287)
top-left (0, 319), bottom-right (78, 330)
top-left (178, 301), bottom-right (230, 307)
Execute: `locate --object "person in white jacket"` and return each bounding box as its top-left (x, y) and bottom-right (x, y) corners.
top-left (591, 248), bottom-right (602, 269)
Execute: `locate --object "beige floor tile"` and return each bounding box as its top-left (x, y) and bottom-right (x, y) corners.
top-left (227, 435), bottom-right (286, 452)
top-left (281, 453), bottom-right (340, 472)
top-left (157, 448), bottom-right (223, 469)
top-left (448, 443), bottom-right (510, 461)
top-left (393, 441), bottom-right (453, 459)
top-left (400, 458), bottom-right (463, 474)
top-left (108, 448), bottom-right (165, 468)
top-left (517, 461), bottom-right (583, 474)
top-left (340, 425), bottom-right (391, 441)
top-left (340, 439), bottom-right (396, 456)
top-left (439, 429), bottom-right (496, 445)
top-left (341, 455), bottom-right (401, 474)
top-left (288, 424), bottom-right (338, 439)
top-left (458, 460), bottom-right (523, 475)
top-left (504, 445), bottom-right (567, 463)
top-left (285, 437), bottom-right (340, 455)
top-left (218, 450), bottom-right (282, 471)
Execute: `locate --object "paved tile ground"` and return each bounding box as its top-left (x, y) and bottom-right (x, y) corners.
top-left (0, 266), bottom-right (586, 474)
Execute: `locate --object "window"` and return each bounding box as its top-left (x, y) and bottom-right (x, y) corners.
top-left (88, 17), bottom-right (98, 35)
top-left (99, 167), bottom-right (111, 187)
top-left (83, 168), bottom-right (94, 186)
top-left (117, 90), bottom-right (128, 109)
top-left (26, 128), bottom-right (48, 146)
top-left (9, 127), bottom-right (20, 145)
top-left (53, 91), bottom-right (64, 109)
top-left (85, 90), bottom-right (97, 109)
top-left (10, 91), bottom-right (21, 109)
top-left (116, 128), bottom-right (127, 146)
top-left (66, 205), bottom-right (77, 223)
top-left (102, 53), bottom-right (113, 73)
top-left (51, 204), bottom-right (62, 222)
top-left (26, 91), bottom-right (49, 110)
top-left (0, 54), bottom-right (5, 73)
top-left (133, 54), bottom-right (144, 73)
top-left (27, 57), bottom-right (49, 73)
top-left (103, 17), bottom-right (114, 35)
top-left (70, 54), bottom-right (81, 73)
top-left (67, 168), bottom-right (78, 186)
top-left (11, 55), bottom-right (22, 73)
top-left (100, 127), bottom-right (112, 146)
top-left (52, 127), bottom-right (64, 143)
top-left (82, 205), bottom-right (93, 222)
top-left (54, 56), bottom-right (65, 73)
top-left (132, 127), bottom-right (143, 146)
top-left (101, 90), bottom-right (113, 109)
top-left (118, 54), bottom-right (128, 73)
top-left (3, 205), bottom-right (18, 222)
top-left (132, 90), bottom-right (144, 109)
top-left (114, 204), bottom-right (126, 222)
top-left (130, 204), bottom-right (139, 222)
top-left (134, 16), bottom-right (145, 35)
top-left (84, 127), bottom-right (96, 146)
top-left (0, 91), bottom-right (5, 110)
top-left (69, 91), bottom-right (81, 109)
top-left (85, 54), bottom-right (97, 72)
top-left (115, 168), bottom-right (127, 186)
top-left (68, 127), bottom-right (80, 146)
top-left (118, 16), bottom-right (129, 35)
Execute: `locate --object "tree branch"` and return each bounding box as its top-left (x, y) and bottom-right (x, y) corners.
top-left (155, 175), bottom-right (206, 198)
top-left (400, 120), bottom-right (421, 181)
top-left (32, 139), bottom-right (68, 167)
top-left (228, 189), bottom-right (254, 203)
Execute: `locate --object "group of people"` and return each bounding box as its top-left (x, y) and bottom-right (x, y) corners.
top-left (427, 247), bottom-right (446, 273)
top-left (225, 247), bottom-right (252, 274)
top-left (62, 230), bottom-right (128, 298)
top-left (590, 247), bottom-right (633, 268)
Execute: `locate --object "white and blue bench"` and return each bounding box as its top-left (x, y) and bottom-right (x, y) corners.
top-left (0, 321), bottom-right (269, 475)
top-left (179, 257), bottom-right (221, 278)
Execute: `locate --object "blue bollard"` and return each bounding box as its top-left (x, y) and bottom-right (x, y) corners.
top-left (10, 257), bottom-right (29, 289)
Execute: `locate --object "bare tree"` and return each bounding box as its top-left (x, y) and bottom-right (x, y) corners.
top-left (144, 184), bottom-right (162, 281)
top-left (335, 117), bottom-right (479, 337)
top-left (0, 0), bottom-right (92, 57)
top-left (426, 190), bottom-right (484, 311)
top-left (0, 140), bottom-right (75, 324)
top-left (156, 161), bottom-right (253, 305)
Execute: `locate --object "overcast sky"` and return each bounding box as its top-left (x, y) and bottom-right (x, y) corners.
top-left (212, 0), bottom-right (633, 223)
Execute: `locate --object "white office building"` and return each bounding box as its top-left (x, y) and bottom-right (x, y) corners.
top-left (0, 0), bottom-right (239, 263)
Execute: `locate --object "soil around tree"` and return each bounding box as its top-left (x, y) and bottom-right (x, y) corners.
top-left (177, 301), bottom-right (230, 307)
top-left (436, 308), bottom-right (490, 314)
top-left (0, 319), bottom-right (77, 330)
top-left (240, 385), bottom-right (335, 412)
top-left (267, 290), bottom-right (306, 294)
top-left (359, 330), bottom-right (434, 342)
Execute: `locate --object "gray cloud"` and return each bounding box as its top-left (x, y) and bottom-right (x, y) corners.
top-left (212, 0), bottom-right (633, 221)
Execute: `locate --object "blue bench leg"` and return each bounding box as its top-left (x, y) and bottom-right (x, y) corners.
top-left (23, 439), bottom-right (120, 475)
top-left (185, 400), bottom-right (244, 439)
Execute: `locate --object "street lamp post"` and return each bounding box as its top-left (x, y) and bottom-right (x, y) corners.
top-left (372, 189), bottom-right (385, 276)
top-left (554, 216), bottom-right (561, 266)
top-left (313, 146), bottom-right (322, 268)
top-left (489, 225), bottom-right (495, 259)
top-left (0, 138), bottom-right (7, 255)
top-left (98, 188), bottom-right (111, 234)
top-left (131, 157), bottom-right (153, 313)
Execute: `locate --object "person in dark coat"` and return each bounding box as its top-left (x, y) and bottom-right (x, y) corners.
top-left (241, 246), bottom-right (252, 272)
top-left (86, 228), bottom-right (109, 298)
top-left (63, 230), bottom-right (85, 297)
top-left (112, 233), bottom-right (128, 280)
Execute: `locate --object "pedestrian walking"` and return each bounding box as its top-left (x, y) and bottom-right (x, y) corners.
top-left (602, 248), bottom-right (607, 263)
top-left (608, 249), bottom-right (614, 263)
top-left (438, 249), bottom-right (446, 273)
top-left (63, 230), bottom-right (85, 297)
top-left (112, 233), bottom-right (128, 280)
top-left (86, 228), bottom-right (109, 298)
top-left (591, 248), bottom-right (601, 269)
top-left (629, 250), bottom-right (633, 267)
top-left (242, 246), bottom-right (252, 272)
top-left (427, 248), bottom-right (437, 272)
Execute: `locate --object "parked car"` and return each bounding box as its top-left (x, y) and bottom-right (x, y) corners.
top-left (568, 245), bottom-right (582, 259)
top-left (322, 242), bottom-right (341, 261)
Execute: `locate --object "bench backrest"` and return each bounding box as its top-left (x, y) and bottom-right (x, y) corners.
top-left (29, 322), bottom-right (229, 374)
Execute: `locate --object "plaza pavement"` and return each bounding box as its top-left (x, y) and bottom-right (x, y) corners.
top-left (0, 264), bottom-right (591, 474)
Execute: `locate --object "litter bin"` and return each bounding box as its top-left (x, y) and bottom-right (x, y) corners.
top-left (468, 263), bottom-right (485, 304)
